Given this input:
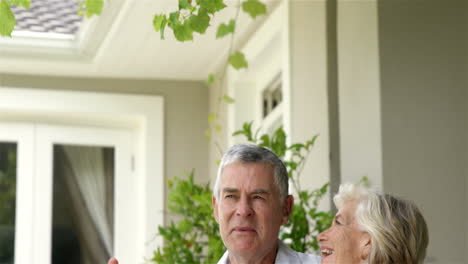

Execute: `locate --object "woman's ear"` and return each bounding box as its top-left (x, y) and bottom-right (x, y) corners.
top-left (360, 232), bottom-right (371, 261)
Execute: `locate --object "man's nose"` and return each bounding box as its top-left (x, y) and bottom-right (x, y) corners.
top-left (236, 197), bottom-right (253, 217)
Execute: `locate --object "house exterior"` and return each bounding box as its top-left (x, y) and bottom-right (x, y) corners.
top-left (0, 0), bottom-right (466, 263)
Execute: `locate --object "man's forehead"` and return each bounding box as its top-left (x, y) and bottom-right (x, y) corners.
top-left (219, 165), bottom-right (278, 196)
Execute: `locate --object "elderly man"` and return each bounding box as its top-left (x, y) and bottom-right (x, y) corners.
top-left (108, 143), bottom-right (320, 264)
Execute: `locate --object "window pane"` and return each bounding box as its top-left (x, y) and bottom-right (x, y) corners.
top-left (52, 145), bottom-right (114, 264)
top-left (0, 143), bottom-right (17, 264)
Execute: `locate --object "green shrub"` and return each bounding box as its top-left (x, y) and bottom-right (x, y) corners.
top-left (151, 123), bottom-right (333, 263)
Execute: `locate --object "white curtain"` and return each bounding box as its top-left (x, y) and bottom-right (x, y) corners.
top-left (62, 146), bottom-right (113, 256)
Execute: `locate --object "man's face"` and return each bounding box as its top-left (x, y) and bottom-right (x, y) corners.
top-left (212, 162), bottom-right (292, 260)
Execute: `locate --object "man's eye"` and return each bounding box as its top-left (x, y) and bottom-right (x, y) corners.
top-left (253, 195), bottom-right (264, 200)
top-left (225, 194), bottom-right (235, 199)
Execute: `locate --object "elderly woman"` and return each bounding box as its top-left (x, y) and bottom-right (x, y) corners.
top-left (318, 183), bottom-right (429, 264)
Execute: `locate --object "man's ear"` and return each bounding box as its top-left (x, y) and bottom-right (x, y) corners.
top-left (360, 232), bottom-right (372, 260)
top-left (281, 195), bottom-right (294, 225)
top-left (212, 196), bottom-right (220, 223)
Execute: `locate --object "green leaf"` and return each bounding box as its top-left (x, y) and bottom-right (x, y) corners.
top-left (189, 9), bottom-right (210, 34)
top-left (197, 0), bottom-right (226, 14)
top-left (289, 143), bottom-right (305, 151)
top-left (85, 0), bottom-right (103, 17)
top-left (7, 0), bottom-right (30, 8)
top-left (222, 95), bottom-right (235, 104)
top-left (204, 129), bottom-right (211, 138)
top-left (179, 0), bottom-right (190, 9)
top-left (241, 0), bottom-right (266, 19)
top-left (258, 134), bottom-right (270, 148)
top-left (305, 134), bottom-right (319, 149)
top-left (216, 19), bottom-right (235, 39)
top-left (168, 11), bottom-right (180, 27)
top-left (208, 113), bottom-right (216, 124)
top-left (0, 0), bottom-right (15, 37)
top-left (153, 14), bottom-right (167, 39)
top-left (228, 51), bottom-right (248, 70)
top-left (207, 74), bottom-right (215, 85)
top-left (215, 124), bottom-right (222, 132)
top-left (173, 22), bottom-right (194, 42)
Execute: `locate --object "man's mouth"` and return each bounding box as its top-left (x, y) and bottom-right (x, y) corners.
top-left (320, 247), bottom-right (334, 257)
top-left (232, 227), bottom-right (256, 233)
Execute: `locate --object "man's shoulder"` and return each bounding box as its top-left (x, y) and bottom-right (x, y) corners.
top-left (216, 241), bottom-right (322, 264)
top-left (276, 240), bottom-right (321, 264)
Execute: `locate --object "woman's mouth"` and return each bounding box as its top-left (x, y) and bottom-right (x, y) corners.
top-left (320, 247), bottom-right (334, 257)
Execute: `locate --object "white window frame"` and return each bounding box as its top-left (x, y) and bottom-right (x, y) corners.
top-left (0, 124), bottom-right (34, 264)
top-left (226, 1), bottom-right (290, 143)
top-left (0, 87), bottom-right (164, 263)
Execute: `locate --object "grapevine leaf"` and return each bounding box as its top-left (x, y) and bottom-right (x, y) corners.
top-left (0, 0), bottom-right (15, 37)
top-left (242, 0), bottom-right (266, 19)
top-left (168, 11), bottom-right (180, 27)
top-left (198, 0), bottom-right (226, 14)
top-left (222, 95), bottom-right (235, 104)
top-left (173, 22), bottom-right (193, 41)
top-left (153, 14), bottom-right (167, 39)
top-left (8, 0), bottom-right (30, 8)
top-left (85, 0), bottom-right (103, 17)
top-left (208, 113), bottom-right (216, 123)
top-left (204, 129), bottom-right (211, 138)
top-left (216, 19), bottom-right (235, 39)
top-left (189, 9), bottom-right (210, 34)
top-left (228, 51), bottom-right (248, 70)
top-left (178, 0), bottom-right (190, 9)
top-left (207, 74), bottom-right (215, 84)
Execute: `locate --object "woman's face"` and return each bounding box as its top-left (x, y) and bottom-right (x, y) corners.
top-left (318, 200), bottom-right (370, 264)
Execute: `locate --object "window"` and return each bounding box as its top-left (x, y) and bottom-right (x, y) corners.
top-left (262, 74), bottom-right (283, 119)
top-left (0, 143), bottom-right (17, 264)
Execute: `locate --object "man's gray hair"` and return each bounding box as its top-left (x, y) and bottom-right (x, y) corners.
top-left (213, 143), bottom-right (289, 201)
top-left (334, 183), bottom-right (429, 264)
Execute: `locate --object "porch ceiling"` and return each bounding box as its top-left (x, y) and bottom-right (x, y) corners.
top-left (0, 0), bottom-right (277, 80)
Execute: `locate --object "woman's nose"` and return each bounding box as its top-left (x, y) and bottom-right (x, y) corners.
top-left (318, 228), bottom-right (329, 242)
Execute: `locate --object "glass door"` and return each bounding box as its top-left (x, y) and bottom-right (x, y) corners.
top-left (0, 123), bottom-right (134, 264)
top-left (51, 144), bottom-right (115, 264)
top-left (34, 125), bottom-right (134, 264)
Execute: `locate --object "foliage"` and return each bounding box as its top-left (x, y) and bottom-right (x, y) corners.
top-left (241, 0), bottom-right (266, 18)
top-left (152, 0), bottom-right (266, 73)
top-left (228, 51), bottom-right (248, 70)
top-left (151, 171), bottom-right (224, 264)
top-left (0, 0), bottom-right (103, 37)
top-left (152, 124), bottom-right (333, 263)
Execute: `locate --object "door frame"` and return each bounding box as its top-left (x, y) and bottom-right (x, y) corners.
top-left (0, 87), bottom-right (164, 263)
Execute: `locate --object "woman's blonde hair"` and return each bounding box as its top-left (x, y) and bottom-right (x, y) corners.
top-left (334, 183), bottom-right (429, 264)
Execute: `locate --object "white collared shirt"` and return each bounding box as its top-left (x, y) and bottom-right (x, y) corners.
top-left (216, 240), bottom-right (321, 264)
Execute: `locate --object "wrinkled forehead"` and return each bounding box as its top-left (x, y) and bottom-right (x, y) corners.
top-left (219, 162), bottom-right (277, 191)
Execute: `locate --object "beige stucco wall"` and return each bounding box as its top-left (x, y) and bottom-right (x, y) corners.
top-left (378, 1), bottom-right (467, 263)
top-left (337, 0), bottom-right (383, 189)
top-left (0, 74), bottom-right (210, 227)
top-left (288, 0), bottom-right (331, 210)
